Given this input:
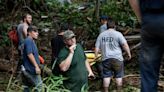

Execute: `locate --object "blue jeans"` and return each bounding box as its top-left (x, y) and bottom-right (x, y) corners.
top-left (23, 74), bottom-right (42, 92)
top-left (140, 14), bottom-right (164, 92)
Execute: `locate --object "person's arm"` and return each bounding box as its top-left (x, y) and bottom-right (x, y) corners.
top-left (128, 0), bottom-right (141, 23)
top-left (95, 48), bottom-right (100, 58)
top-left (95, 35), bottom-right (101, 58)
top-left (85, 60), bottom-right (94, 77)
top-left (122, 43), bottom-right (131, 60)
top-left (23, 25), bottom-right (28, 38)
top-left (28, 53), bottom-right (41, 74)
top-left (25, 39), bottom-right (41, 74)
top-left (59, 44), bottom-right (76, 72)
top-left (118, 32), bottom-right (131, 60)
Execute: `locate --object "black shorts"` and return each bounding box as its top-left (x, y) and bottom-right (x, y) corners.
top-left (102, 58), bottom-right (124, 78)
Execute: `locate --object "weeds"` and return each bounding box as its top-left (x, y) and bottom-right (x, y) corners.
top-left (7, 75), bottom-right (70, 92)
top-left (41, 75), bottom-right (70, 92)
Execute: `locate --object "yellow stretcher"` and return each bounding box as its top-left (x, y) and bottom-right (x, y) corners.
top-left (85, 50), bottom-right (101, 66)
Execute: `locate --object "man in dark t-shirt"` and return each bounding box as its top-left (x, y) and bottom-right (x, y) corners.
top-left (57, 30), bottom-right (94, 92)
top-left (23, 26), bottom-right (42, 92)
top-left (129, 0), bottom-right (164, 92)
top-left (51, 23), bottom-right (73, 60)
top-left (51, 24), bottom-right (70, 74)
top-left (51, 30), bottom-right (65, 61)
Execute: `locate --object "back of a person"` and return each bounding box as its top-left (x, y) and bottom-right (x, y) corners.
top-left (129, 1), bottom-right (164, 92)
top-left (98, 29), bottom-right (124, 61)
top-left (51, 35), bottom-right (65, 58)
top-left (51, 35), bottom-right (65, 75)
top-left (139, 0), bottom-right (164, 14)
top-left (139, 0), bottom-right (164, 40)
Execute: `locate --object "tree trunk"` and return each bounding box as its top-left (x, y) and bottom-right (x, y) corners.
top-left (95, 0), bottom-right (100, 20)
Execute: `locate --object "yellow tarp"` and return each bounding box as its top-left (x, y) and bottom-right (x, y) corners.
top-left (85, 51), bottom-right (101, 66)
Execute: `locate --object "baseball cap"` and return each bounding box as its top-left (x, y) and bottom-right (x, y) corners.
top-left (100, 15), bottom-right (108, 20)
top-left (63, 30), bottom-right (76, 39)
top-left (27, 26), bottom-right (38, 32)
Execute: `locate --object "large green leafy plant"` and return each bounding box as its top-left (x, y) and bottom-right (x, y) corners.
top-left (100, 0), bottom-right (137, 27)
top-left (7, 75), bottom-right (70, 92)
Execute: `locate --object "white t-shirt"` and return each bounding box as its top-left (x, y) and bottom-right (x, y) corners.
top-left (95, 28), bottom-right (127, 61)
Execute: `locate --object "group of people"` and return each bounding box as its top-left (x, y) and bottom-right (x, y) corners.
top-left (15, 0), bottom-right (164, 92)
top-left (17, 13), bottom-right (94, 92)
top-left (51, 24), bottom-right (94, 92)
top-left (56, 0), bottom-right (164, 92)
top-left (50, 15), bottom-right (131, 92)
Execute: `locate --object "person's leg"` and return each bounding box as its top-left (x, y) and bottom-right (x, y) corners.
top-left (16, 47), bottom-right (23, 75)
top-left (116, 78), bottom-right (123, 92)
top-left (140, 13), bottom-right (164, 92)
top-left (115, 78), bottom-right (122, 86)
top-left (139, 41), bottom-right (163, 92)
top-left (112, 59), bottom-right (124, 92)
top-left (102, 59), bottom-right (113, 92)
top-left (139, 27), bottom-right (164, 92)
top-left (96, 62), bottom-right (103, 78)
top-left (103, 77), bottom-right (111, 92)
top-left (32, 75), bottom-right (42, 92)
top-left (23, 77), bottom-right (31, 92)
top-left (95, 62), bottom-right (104, 91)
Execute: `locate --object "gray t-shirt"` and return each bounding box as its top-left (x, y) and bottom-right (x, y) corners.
top-left (95, 28), bottom-right (127, 61)
top-left (100, 24), bottom-right (107, 33)
top-left (17, 23), bottom-right (25, 46)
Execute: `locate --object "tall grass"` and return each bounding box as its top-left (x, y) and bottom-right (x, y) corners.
top-left (7, 75), bottom-right (70, 92)
top-left (41, 75), bottom-right (70, 92)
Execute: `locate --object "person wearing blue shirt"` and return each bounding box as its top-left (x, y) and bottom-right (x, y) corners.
top-left (23, 26), bottom-right (42, 92)
top-left (129, 0), bottom-right (164, 92)
top-left (99, 15), bottom-right (108, 33)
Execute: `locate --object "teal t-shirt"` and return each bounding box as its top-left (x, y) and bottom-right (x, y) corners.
top-left (57, 43), bottom-right (88, 92)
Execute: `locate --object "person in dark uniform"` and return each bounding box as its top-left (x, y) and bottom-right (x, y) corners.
top-left (129, 0), bottom-right (164, 92)
top-left (51, 24), bottom-right (70, 74)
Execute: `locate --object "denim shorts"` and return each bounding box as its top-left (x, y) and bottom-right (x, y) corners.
top-left (101, 58), bottom-right (124, 78)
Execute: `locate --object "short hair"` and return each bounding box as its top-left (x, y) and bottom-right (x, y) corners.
top-left (22, 13), bottom-right (31, 22)
top-left (107, 17), bottom-right (116, 29)
top-left (100, 15), bottom-right (108, 21)
top-left (27, 25), bottom-right (38, 32)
